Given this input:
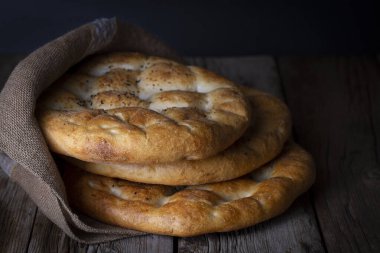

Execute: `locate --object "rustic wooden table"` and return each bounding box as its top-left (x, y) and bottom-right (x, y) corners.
top-left (0, 55), bottom-right (379, 253)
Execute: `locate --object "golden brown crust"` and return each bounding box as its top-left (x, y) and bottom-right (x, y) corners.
top-left (66, 87), bottom-right (291, 185)
top-left (37, 52), bottom-right (250, 163)
top-left (63, 143), bottom-right (315, 237)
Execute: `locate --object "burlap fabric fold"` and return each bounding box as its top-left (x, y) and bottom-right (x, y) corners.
top-left (0, 18), bottom-right (181, 243)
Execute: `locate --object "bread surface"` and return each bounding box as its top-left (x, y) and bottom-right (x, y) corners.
top-left (37, 52), bottom-right (250, 163)
top-left (67, 87), bottom-right (291, 185)
top-left (63, 143), bottom-right (315, 237)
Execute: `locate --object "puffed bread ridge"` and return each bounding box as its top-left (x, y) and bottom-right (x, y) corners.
top-left (63, 143), bottom-right (315, 237)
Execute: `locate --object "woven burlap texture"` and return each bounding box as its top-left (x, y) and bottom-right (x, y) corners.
top-left (0, 17), bottom-right (180, 243)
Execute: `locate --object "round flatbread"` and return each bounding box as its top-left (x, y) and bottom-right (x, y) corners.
top-left (66, 87), bottom-right (291, 185)
top-left (63, 143), bottom-right (315, 237)
top-left (37, 52), bottom-right (250, 163)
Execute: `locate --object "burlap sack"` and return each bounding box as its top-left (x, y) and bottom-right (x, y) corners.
top-left (0, 17), bottom-right (181, 243)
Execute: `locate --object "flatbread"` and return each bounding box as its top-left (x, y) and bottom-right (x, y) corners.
top-left (63, 143), bottom-right (315, 237)
top-left (67, 87), bottom-right (291, 185)
top-left (37, 52), bottom-right (250, 163)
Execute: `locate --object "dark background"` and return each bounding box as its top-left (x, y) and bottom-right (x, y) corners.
top-left (0, 0), bottom-right (378, 56)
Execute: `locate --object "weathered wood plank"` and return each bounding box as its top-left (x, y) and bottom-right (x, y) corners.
top-left (178, 57), bottom-right (324, 253)
top-left (28, 209), bottom-right (173, 253)
top-left (278, 56), bottom-right (380, 252)
top-left (27, 210), bottom-right (69, 252)
top-left (27, 211), bottom-right (173, 253)
top-left (0, 162), bottom-right (38, 252)
top-left (69, 235), bottom-right (172, 253)
top-left (358, 57), bottom-right (380, 253)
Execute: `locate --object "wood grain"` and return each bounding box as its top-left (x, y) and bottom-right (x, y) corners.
top-left (67, 234), bottom-right (173, 253)
top-left (27, 209), bottom-right (173, 253)
top-left (178, 57), bottom-right (324, 253)
top-left (0, 166), bottom-right (37, 252)
top-left (27, 210), bottom-right (69, 252)
top-left (278, 56), bottom-right (380, 252)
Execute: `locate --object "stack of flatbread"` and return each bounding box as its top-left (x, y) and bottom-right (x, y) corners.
top-left (36, 52), bottom-right (315, 237)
